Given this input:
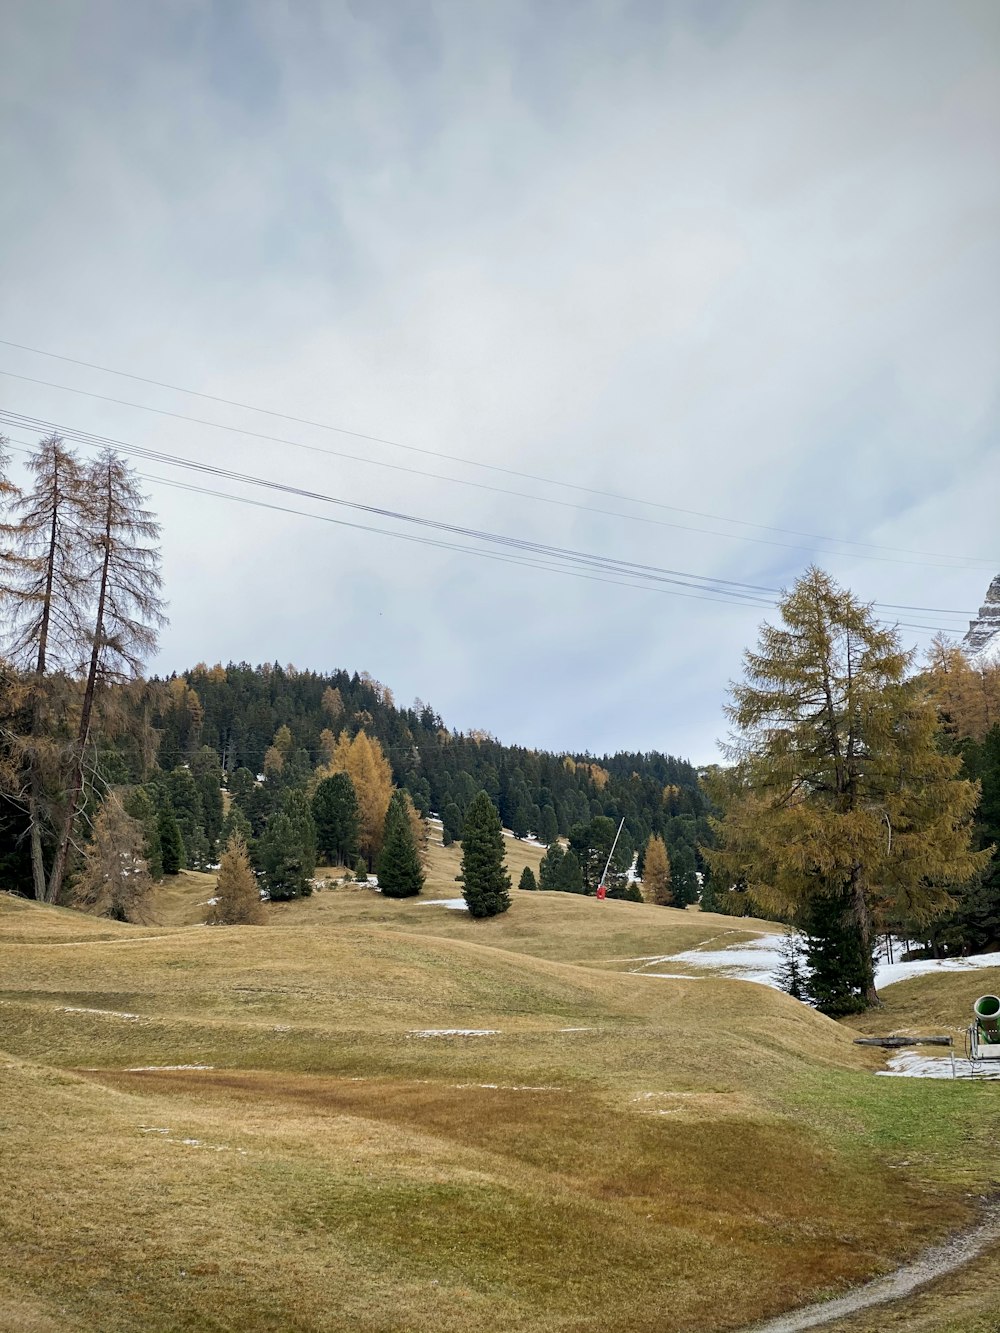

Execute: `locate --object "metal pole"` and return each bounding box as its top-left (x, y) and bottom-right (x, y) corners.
top-left (599, 817), bottom-right (627, 890)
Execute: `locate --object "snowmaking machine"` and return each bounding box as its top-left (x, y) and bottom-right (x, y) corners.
top-left (969, 994), bottom-right (1000, 1063)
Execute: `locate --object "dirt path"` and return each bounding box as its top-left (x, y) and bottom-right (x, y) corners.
top-left (741, 1200), bottom-right (1000, 1333)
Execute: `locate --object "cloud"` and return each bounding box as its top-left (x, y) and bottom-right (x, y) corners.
top-left (1, 0), bottom-right (998, 761)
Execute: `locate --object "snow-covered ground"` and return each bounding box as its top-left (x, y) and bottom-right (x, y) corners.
top-left (407, 1028), bottom-right (500, 1037)
top-left (417, 898), bottom-right (469, 911)
top-left (650, 933), bottom-right (1000, 993)
top-left (875, 952), bottom-right (1000, 988)
top-left (876, 1050), bottom-right (1000, 1080)
top-left (635, 934), bottom-right (1000, 1081)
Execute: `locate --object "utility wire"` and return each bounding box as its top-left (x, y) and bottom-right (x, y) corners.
top-left (0, 427), bottom-right (969, 637)
top-left (0, 352), bottom-right (994, 572)
top-left (0, 415), bottom-right (781, 605)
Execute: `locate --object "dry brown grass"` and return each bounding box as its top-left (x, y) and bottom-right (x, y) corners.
top-left (844, 964), bottom-right (1000, 1045)
top-left (2, 888), bottom-right (999, 1333)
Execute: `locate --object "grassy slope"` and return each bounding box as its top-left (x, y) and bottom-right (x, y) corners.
top-left (2, 879), bottom-right (998, 1333)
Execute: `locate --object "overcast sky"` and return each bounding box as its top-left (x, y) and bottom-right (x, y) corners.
top-left (2, 0), bottom-right (999, 763)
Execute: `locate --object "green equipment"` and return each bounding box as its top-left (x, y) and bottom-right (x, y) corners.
top-left (970, 995), bottom-right (1000, 1061)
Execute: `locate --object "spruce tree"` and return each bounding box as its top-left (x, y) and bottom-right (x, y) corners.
top-left (460, 791), bottom-right (511, 918)
top-left (158, 805), bottom-right (183, 875)
top-left (518, 865), bottom-right (537, 890)
top-left (256, 811), bottom-right (310, 901)
top-left (312, 772), bottom-right (359, 866)
top-left (219, 803), bottom-right (253, 852)
top-left (441, 800), bottom-right (463, 846)
top-left (670, 844), bottom-right (700, 908)
top-left (377, 793), bottom-right (424, 898)
top-left (557, 849), bottom-right (584, 893)
top-left (539, 805), bottom-right (559, 845)
top-left (538, 842), bottom-right (564, 889)
top-left (209, 833), bottom-right (265, 925)
top-left (281, 788), bottom-right (317, 882)
top-left (776, 927), bottom-right (810, 1003)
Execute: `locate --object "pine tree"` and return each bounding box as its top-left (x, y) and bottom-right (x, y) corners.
top-left (377, 793), bottom-right (424, 898)
top-left (670, 844), bottom-right (700, 908)
top-left (557, 848), bottom-right (584, 894)
top-left (281, 788), bottom-right (317, 884)
top-left (775, 926), bottom-right (810, 1003)
top-left (219, 802), bottom-right (253, 852)
top-left (706, 567), bottom-right (988, 1008)
top-left (518, 865), bottom-right (537, 890)
top-left (538, 842), bottom-right (564, 889)
top-left (74, 792), bottom-right (152, 922)
top-left (122, 785), bottom-right (162, 879)
top-left (643, 834), bottom-right (672, 905)
top-left (539, 805), bottom-right (559, 845)
top-left (256, 811), bottom-right (310, 901)
top-left (460, 791), bottom-right (511, 918)
top-left (228, 767), bottom-right (256, 808)
top-left (158, 805), bottom-right (183, 875)
top-left (441, 800), bottom-right (463, 846)
top-left (209, 833), bottom-right (265, 925)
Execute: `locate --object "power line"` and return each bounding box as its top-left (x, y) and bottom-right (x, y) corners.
top-left (0, 344), bottom-right (994, 571)
top-left (1, 365), bottom-right (975, 573)
top-left (0, 426), bottom-right (971, 638)
top-left (0, 432), bottom-right (775, 607)
top-left (0, 414), bottom-right (781, 606)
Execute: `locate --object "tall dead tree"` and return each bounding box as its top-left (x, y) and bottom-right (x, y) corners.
top-left (6, 438), bottom-right (89, 899)
top-left (46, 449), bottom-right (165, 904)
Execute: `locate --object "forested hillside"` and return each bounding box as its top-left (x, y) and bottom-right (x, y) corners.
top-left (152, 661), bottom-right (709, 888)
top-left (3, 651), bottom-right (711, 906)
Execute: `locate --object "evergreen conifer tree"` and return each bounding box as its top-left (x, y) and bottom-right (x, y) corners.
top-left (460, 791), bottom-right (511, 918)
top-left (157, 805), bottom-right (183, 875)
top-left (776, 926), bottom-right (810, 1003)
top-left (518, 865), bottom-right (537, 890)
top-left (281, 788), bottom-right (317, 881)
top-left (377, 793), bottom-right (424, 898)
top-left (670, 844), bottom-right (700, 908)
top-left (312, 772), bottom-right (359, 865)
top-left (256, 811), bottom-right (310, 901)
top-left (219, 803), bottom-right (253, 851)
top-left (123, 785), bottom-right (162, 879)
top-left (538, 842), bottom-right (564, 889)
top-left (557, 848), bottom-right (584, 893)
top-left (539, 805), bottom-right (559, 845)
top-left (441, 800), bottom-right (463, 846)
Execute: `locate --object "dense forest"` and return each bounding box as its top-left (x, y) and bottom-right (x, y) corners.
top-left (100, 659), bottom-right (711, 903)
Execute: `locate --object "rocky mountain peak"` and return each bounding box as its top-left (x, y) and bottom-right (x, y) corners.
top-left (963, 575), bottom-right (1000, 665)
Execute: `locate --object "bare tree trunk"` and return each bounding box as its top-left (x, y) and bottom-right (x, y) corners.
top-left (28, 796), bottom-right (46, 900)
top-left (45, 500), bottom-right (110, 904)
top-left (850, 866), bottom-right (880, 1008)
top-left (28, 484), bottom-right (59, 900)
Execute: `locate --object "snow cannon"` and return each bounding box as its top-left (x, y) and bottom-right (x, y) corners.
top-left (970, 995), bottom-right (1000, 1061)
